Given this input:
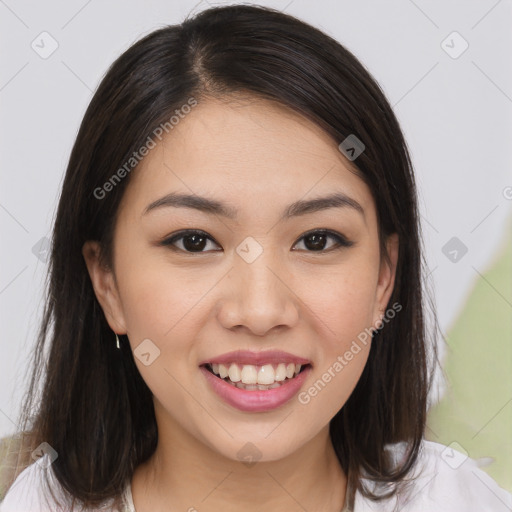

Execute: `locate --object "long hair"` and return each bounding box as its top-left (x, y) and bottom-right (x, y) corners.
top-left (11, 4), bottom-right (438, 510)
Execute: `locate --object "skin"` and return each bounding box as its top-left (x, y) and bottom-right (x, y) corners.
top-left (83, 94), bottom-right (399, 512)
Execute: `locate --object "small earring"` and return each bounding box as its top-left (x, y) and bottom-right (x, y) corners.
top-left (115, 333), bottom-right (120, 349)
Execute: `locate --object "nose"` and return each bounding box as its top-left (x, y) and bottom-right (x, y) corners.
top-left (216, 248), bottom-right (300, 337)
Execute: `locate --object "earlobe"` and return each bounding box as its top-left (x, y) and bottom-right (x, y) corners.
top-left (375, 233), bottom-right (399, 316)
top-left (82, 240), bottom-right (127, 334)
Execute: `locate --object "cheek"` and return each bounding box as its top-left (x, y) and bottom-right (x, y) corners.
top-left (298, 342), bottom-right (370, 434)
top-left (299, 257), bottom-right (377, 408)
top-left (298, 270), bottom-right (375, 421)
top-left (115, 244), bottom-right (209, 340)
top-left (304, 259), bottom-right (379, 339)
top-left (317, 282), bottom-right (375, 331)
top-left (115, 260), bottom-right (206, 409)
top-left (312, 277), bottom-right (374, 378)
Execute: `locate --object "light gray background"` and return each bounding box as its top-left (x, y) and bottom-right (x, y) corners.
top-left (1, 0), bottom-right (511, 438)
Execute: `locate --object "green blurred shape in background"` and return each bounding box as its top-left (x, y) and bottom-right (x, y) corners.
top-left (426, 216), bottom-right (512, 491)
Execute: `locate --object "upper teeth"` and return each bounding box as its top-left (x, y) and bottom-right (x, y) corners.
top-left (210, 363), bottom-right (303, 385)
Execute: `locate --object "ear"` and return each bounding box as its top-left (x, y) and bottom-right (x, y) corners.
top-left (82, 240), bottom-right (127, 334)
top-left (374, 233), bottom-right (399, 324)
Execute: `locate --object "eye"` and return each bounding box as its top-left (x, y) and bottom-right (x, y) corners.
top-left (160, 230), bottom-right (221, 253)
top-left (159, 229), bottom-right (353, 254)
top-left (292, 229), bottom-right (353, 252)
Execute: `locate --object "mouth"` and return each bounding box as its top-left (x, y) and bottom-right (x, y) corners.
top-left (201, 362), bottom-right (312, 391)
top-left (198, 350), bottom-right (313, 412)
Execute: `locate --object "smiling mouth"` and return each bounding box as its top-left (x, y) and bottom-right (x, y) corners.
top-left (202, 362), bottom-right (311, 391)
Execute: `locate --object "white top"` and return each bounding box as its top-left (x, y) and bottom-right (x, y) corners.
top-left (1, 440), bottom-right (511, 511)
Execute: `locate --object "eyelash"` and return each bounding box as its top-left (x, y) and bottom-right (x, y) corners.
top-left (159, 229), bottom-right (354, 254)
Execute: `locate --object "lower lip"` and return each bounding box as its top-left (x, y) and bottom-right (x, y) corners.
top-left (200, 365), bottom-right (312, 412)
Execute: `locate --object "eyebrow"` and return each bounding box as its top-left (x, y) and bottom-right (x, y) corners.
top-left (142, 191), bottom-right (365, 220)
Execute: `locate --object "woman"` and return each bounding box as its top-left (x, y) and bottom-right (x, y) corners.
top-left (1, 4), bottom-right (510, 511)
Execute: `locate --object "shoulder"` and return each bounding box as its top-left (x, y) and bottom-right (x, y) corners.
top-left (354, 440), bottom-right (512, 512)
top-left (407, 441), bottom-right (512, 511)
top-left (0, 454), bottom-right (70, 512)
top-left (0, 455), bottom-right (119, 512)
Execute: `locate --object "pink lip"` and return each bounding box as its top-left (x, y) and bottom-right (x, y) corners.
top-left (200, 364), bottom-right (312, 412)
top-left (198, 349), bottom-right (310, 366)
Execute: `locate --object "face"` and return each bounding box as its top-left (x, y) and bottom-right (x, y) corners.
top-left (83, 95), bottom-right (398, 464)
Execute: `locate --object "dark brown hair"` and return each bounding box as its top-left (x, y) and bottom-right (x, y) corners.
top-left (12, 4), bottom-right (438, 511)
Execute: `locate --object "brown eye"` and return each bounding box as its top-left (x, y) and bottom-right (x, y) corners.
top-left (160, 229), bottom-right (353, 254)
top-left (160, 230), bottom-right (221, 253)
top-left (293, 230), bottom-right (353, 252)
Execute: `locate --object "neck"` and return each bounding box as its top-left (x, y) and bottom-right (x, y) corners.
top-left (131, 404), bottom-right (347, 512)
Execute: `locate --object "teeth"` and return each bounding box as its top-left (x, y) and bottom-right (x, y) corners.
top-left (219, 364), bottom-right (228, 379)
top-left (209, 362), bottom-right (305, 386)
top-left (240, 365), bottom-right (258, 384)
top-left (235, 381), bottom-right (284, 391)
top-left (275, 363), bottom-right (287, 381)
top-left (257, 364), bottom-right (275, 385)
top-left (228, 363), bottom-right (241, 382)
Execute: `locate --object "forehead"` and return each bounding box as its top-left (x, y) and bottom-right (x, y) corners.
top-left (119, 95), bottom-right (374, 223)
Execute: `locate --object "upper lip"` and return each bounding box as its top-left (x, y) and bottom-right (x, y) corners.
top-left (199, 350), bottom-right (311, 367)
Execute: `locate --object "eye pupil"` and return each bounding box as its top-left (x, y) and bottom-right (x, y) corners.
top-left (183, 234), bottom-right (207, 252)
top-left (304, 233), bottom-right (327, 251)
